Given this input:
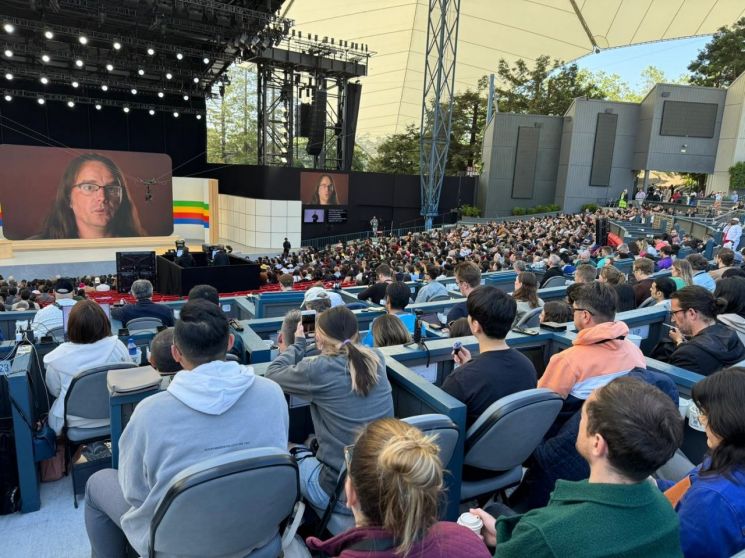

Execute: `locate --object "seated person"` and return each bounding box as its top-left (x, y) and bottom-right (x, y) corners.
top-left (305, 283), bottom-right (344, 308)
top-left (187, 284), bottom-right (245, 361)
top-left (446, 262), bottom-right (481, 323)
top-left (650, 276), bottom-right (677, 310)
top-left (306, 418), bottom-right (490, 558)
top-left (709, 247), bottom-right (736, 281)
top-left (111, 279), bottom-right (175, 327)
top-left (573, 263), bottom-right (597, 285)
top-left (472, 377), bottom-right (683, 557)
top-left (302, 287), bottom-right (333, 314)
top-left (85, 300), bottom-right (289, 557)
top-left (631, 258), bottom-right (655, 307)
top-left (715, 276), bottom-right (745, 346)
top-left (539, 254), bottom-right (565, 287)
top-left (12, 288), bottom-right (39, 311)
top-left (660, 366), bottom-right (745, 558)
top-left (147, 328), bottom-right (181, 375)
top-left (657, 245), bottom-right (674, 270)
top-left (598, 266), bottom-right (635, 312)
top-left (362, 282), bottom-right (416, 346)
top-left (664, 286), bottom-right (745, 376)
top-left (594, 246), bottom-right (613, 268)
top-left (539, 301), bottom-right (572, 324)
top-left (448, 317), bottom-right (471, 338)
top-left (32, 277), bottom-right (78, 335)
top-left (44, 300), bottom-right (131, 435)
top-left (443, 286), bottom-right (537, 428)
top-left (414, 265), bottom-right (448, 303)
top-left (512, 272), bottom-right (543, 324)
top-left (266, 306), bottom-right (393, 516)
top-left (371, 313), bottom-right (412, 347)
top-left (688, 253), bottom-right (716, 292)
top-left (357, 264), bottom-right (393, 304)
top-left (277, 308), bottom-right (303, 353)
top-left (278, 273), bottom-right (294, 292)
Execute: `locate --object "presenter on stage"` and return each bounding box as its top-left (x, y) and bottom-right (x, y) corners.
top-left (310, 173), bottom-right (338, 205)
top-left (32, 153), bottom-right (146, 239)
top-left (370, 215), bottom-right (379, 236)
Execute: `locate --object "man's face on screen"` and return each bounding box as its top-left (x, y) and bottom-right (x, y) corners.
top-left (318, 176), bottom-right (333, 204)
top-left (69, 161), bottom-right (121, 237)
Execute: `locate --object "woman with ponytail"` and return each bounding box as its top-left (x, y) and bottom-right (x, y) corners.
top-left (660, 367), bottom-right (745, 557)
top-left (266, 306), bottom-right (393, 516)
top-left (306, 418), bottom-right (490, 557)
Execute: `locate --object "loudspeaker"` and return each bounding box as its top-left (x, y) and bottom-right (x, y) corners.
top-left (306, 88), bottom-right (327, 156)
top-left (595, 218), bottom-right (609, 246)
top-left (116, 251), bottom-right (156, 293)
top-left (298, 103), bottom-right (312, 138)
top-left (342, 82), bottom-right (362, 170)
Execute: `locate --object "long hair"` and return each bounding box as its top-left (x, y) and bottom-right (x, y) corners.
top-left (513, 271), bottom-right (540, 308)
top-left (310, 173), bottom-right (338, 205)
top-left (371, 314), bottom-right (412, 347)
top-left (348, 418), bottom-right (442, 556)
top-left (316, 305), bottom-right (380, 396)
top-left (672, 259), bottom-right (694, 286)
top-left (38, 153), bottom-right (145, 239)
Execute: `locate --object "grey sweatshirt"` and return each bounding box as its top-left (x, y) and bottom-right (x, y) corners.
top-left (265, 337), bottom-right (393, 497)
top-left (118, 360), bottom-right (289, 557)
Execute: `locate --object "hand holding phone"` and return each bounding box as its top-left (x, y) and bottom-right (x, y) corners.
top-left (452, 342), bottom-right (471, 365)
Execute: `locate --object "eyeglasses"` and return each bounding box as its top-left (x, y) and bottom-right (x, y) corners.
top-left (670, 308), bottom-right (687, 316)
top-left (343, 444), bottom-right (354, 469)
top-left (572, 306), bottom-right (594, 315)
top-left (74, 182), bottom-right (123, 199)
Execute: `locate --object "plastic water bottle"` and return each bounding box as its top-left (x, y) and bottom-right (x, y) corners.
top-left (127, 338), bottom-right (137, 358)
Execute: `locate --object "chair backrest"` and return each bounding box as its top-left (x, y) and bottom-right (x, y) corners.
top-left (150, 447), bottom-right (299, 558)
top-left (127, 317), bottom-right (165, 331)
top-left (64, 362), bottom-right (137, 421)
top-left (516, 307), bottom-right (542, 329)
top-left (542, 275), bottom-right (567, 288)
top-left (46, 326), bottom-right (65, 342)
top-left (464, 388), bottom-right (563, 471)
top-left (639, 296), bottom-right (657, 308)
top-left (225, 353), bottom-right (241, 362)
top-left (402, 414), bottom-right (459, 467)
top-left (428, 294), bottom-right (451, 302)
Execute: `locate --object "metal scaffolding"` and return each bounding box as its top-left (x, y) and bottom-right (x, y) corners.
top-left (257, 65), bottom-right (294, 166)
top-left (419, 0), bottom-right (461, 229)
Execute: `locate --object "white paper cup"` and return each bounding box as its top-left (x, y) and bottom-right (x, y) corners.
top-left (457, 512), bottom-right (483, 536)
top-left (678, 397), bottom-right (691, 419)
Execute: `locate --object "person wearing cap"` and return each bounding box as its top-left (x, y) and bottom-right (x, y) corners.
top-left (94, 276), bottom-right (111, 292)
top-left (723, 218), bottom-right (742, 250)
top-left (111, 279), bottom-right (175, 327)
top-left (306, 283), bottom-right (344, 308)
top-left (31, 277), bottom-right (78, 335)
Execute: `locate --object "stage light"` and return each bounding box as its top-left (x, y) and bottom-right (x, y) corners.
top-left (41, 54), bottom-right (50, 62)
top-left (203, 57), bottom-right (209, 64)
top-left (123, 106), bottom-right (130, 113)
top-left (75, 59), bottom-right (84, 67)
top-left (138, 68), bottom-right (145, 76)
top-left (113, 41), bottom-right (122, 50)
top-left (173, 111), bottom-right (179, 118)
top-left (106, 63), bottom-right (114, 71)
top-left (131, 88), bottom-right (137, 95)
top-left (149, 109), bottom-right (155, 115)
top-left (193, 77), bottom-right (199, 83)
top-left (157, 91), bottom-right (164, 98)
top-left (4, 49), bottom-right (12, 58)
top-left (196, 114), bottom-right (202, 120)
top-left (101, 84), bottom-right (108, 91)
top-left (71, 80), bottom-right (79, 88)
top-left (4, 24), bottom-right (14, 34)
top-left (40, 76), bottom-right (49, 85)
top-left (79, 36), bottom-right (88, 45)
top-left (176, 52), bottom-right (183, 60)
top-left (147, 47), bottom-right (155, 56)
top-left (37, 97), bottom-right (45, 105)
top-left (165, 72), bottom-right (173, 80)
top-left (4, 94), bottom-right (11, 102)
top-left (44, 30), bottom-right (54, 39)
top-left (183, 94), bottom-right (189, 101)
top-left (4, 72), bottom-right (12, 80)
top-left (95, 103), bottom-right (102, 110)
top-left (67, 100), bottom-right (75, 108)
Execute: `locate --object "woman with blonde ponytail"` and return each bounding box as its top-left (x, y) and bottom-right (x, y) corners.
top-left (307, 418), bottom-right (491, 557)
top-left (266, 306), bottom-right (394, 516)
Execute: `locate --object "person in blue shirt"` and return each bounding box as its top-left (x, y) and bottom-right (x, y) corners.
top-left (362, 282), bottom-right (415, 346)
top-left (414, 265), bottom-right (448, 303)
top-left (687, 253), bottom-right (716, 292)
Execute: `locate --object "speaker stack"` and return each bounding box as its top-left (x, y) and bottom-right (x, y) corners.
top-left (595, 218), bottom-right (610, 246)
top-left (306, 88), bottom-right (327, 156)
top-left (116, 251), bottom-right (156, 293)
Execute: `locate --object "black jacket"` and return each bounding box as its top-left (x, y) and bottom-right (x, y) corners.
top-left (111, 299), bottom-right (175, 327)
top-left (540, 266), bottom-right (565, 287)
top-left (669, 322), bottom-right (745, 376)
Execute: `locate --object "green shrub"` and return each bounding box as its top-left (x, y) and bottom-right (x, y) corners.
top-left (458, 204), bottom-right (481, 217)
top-left (512, 207), bottom-right (526, 215)
top-left (730, 162), bottom-right (745, 190)
top-left (580, 203), bottom-right (598, 212)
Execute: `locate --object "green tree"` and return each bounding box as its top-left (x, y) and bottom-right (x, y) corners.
top-left (730, 162), bottom-right (745, 190)
top-left (367, 124), bottom-right (420, 174)
top-left (447, 83), bottom-right (487, 173)
top-left (688, 17), bottom-right (745, 88)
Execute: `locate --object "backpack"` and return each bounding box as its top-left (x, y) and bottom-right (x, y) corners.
top-left (0, 428), bottom-right (20, 515)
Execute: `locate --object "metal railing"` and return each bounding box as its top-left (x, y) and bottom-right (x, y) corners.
top-left (302, 224), bottom-right (431, 250)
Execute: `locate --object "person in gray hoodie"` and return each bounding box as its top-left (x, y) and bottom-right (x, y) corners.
top-left (85, 300), bottom-right (289, 558)
top-left (266, 305), bottom-right (393, 517)
top-left (715, 276), bottom-right (745, 346)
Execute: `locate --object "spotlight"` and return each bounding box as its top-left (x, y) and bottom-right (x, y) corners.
top-left (40, 76), bottom-right (49, 85)
top-left (148, 109), bottom-right (155, 115)
top-left (193, 77), bottom-right (199, 83)
top-left (3, 94), bottom-right (11, 102)
top-left (101, 84), bottom-right (108, 91)
top-left (113, 41), bottom-right (122, 50)
top-left (4, 24), bottom-right (14, 34)
top-left (41, 54), bottom-right (50, 62)
top-left (123, 106), bottom-right (130, 113)
top-left (106, 63), bottom-right (114, 71)
top-left (183, 94), bottom-right (189, 101)
top-left (95, 103), bottom-right (102, 110)
top-left (203, 57), bottom-right (210, 64)
top-left (79, 36), bottom-right (88, 45)
top-left (37, 97), bottom-right (45, 105)
top-left (75, 59), bottom-right (84, 67)
top-left (196, 114), bottom-right (202, 120)
top-left (44, 30), bottom-right (54, 40)
top-left (138, 68), bottom-right (145, 76)
top-left (71, 80), bottom-right (79, 88)
top-left (165, 72), bottom-right (172, 80)
top-left (4, 49), bottom-right (12, 58)
top-left (157, 91), bottom-right (164, 98)
top-left (67, 100), bottom-right (75, 108)
top-left (131, 88), bottom-right (137, 95)
top-left (176, 52), bottom-right (183, 60)
top-left (4, 72), bottom-right (11, 80)
top-left (147, 47), bottom-right (155, 56)
top-left (173, 112), bottom-right (179, 118)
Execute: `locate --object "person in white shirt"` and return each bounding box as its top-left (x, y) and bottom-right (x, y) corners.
top-left (634, 189), bottom-right (646, 209)
top-left (31, 277), bottom-right (78, 336)
top-left (723, 218), bottom-right (742, 250)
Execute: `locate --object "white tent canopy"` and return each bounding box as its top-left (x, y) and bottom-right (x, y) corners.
top-left (281, 0), bottom-right (745, 139)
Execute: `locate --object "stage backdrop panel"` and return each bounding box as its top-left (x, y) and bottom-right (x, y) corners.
top-left (0, 145), bottom-right (173, 240)
top-left (218, 194), bottom-right (301, 249)
top-left (172, 177), bottom-right (217, 243)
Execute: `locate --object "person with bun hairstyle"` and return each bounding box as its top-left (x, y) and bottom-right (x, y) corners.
top-left (666, 286), bottom-right (745, 375)
top-left (660, 367), bottom-right (745, 557)
top-left (306, 418), bottom-right (491, 558)
top-left (265, 305), bottom-right (393, 516)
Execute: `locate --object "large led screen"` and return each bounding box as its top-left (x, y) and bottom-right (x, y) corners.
top-left (299, 171), bottom-right (349, 206)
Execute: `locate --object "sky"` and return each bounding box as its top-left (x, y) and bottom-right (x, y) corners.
top-left (572, 36), bottom-right (711, 89)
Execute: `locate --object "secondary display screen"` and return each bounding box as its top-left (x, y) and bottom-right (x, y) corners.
top-left (303, 209), bottom-right (325, 223)
top-left (0, 145), bottom-right (173, 240)
top-left (299, 171), bottom-right (349, 206)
